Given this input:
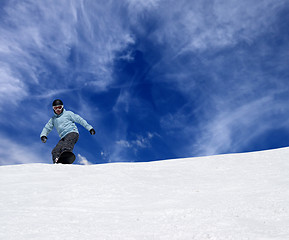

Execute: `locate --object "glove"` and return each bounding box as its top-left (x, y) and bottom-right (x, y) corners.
top-left (41, 136), bottom-right (47, 143)
top-left (90, 129), bottom-right (96, 135)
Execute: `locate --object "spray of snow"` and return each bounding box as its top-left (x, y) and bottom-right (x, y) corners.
top-left (77, 154), bottom-right (92, 165)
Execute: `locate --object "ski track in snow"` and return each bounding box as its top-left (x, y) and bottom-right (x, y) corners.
top-left (1, 148), bottom-right (289, 239)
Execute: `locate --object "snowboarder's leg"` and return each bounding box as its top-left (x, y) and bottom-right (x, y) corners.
top-left (51, 132), bottom-right (79, 164)
top-left (61, 132), bottom-right (79, 153)
top-left (51, 139), bottom-right (65, 163)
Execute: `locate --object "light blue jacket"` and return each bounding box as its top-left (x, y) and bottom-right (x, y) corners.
top-left (40, 109), bottom-right (93, 139)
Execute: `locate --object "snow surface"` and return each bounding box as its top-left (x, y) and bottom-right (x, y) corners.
top-left (1, 148), bottom-right (289, 240)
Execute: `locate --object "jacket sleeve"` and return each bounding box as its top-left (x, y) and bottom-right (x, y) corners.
top-left (40, 118), bottom-right (54, 137)
top-left (70, 112), bottom-right (93, 131)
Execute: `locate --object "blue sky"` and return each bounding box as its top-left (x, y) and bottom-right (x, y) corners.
top-left (0, 0), bottom-right (289, 165)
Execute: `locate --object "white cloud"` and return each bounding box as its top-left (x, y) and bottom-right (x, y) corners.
top-left (116, 140), bottom-right (132, 148)
top-left (125, 0), bottom-right (161, 12)
top-left (113, 90), bottom-right (131, 113)
top-left (116, 132), bottom-right (156, 149)
top-left (0, 66), bottom-right (28, 110)
top-left (193, 93), bottom-right (289, 156)
top-left (0, 137), bottom-right (47, 165)
top-left (123, 0), bottom-right (287, 58)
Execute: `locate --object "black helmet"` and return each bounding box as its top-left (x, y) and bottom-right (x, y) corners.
top-left (52, 99), bottom-right (63, 106)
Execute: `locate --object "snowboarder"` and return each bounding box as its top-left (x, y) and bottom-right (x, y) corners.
top-left (40, 99), bottom-right (95, 164)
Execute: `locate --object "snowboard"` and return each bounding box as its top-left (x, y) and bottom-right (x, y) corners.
top-left (57, 151), bottom-right (76, 164)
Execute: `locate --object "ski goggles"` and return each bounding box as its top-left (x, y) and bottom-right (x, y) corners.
top-left (53, 105), bottom-right (63, 111)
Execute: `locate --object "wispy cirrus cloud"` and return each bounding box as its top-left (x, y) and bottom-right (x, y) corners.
top-left (125, 0), bottom-right (289, 156)
top-left (0, 66), bottom-right (28, 110)
top-left (135, 0), bottom-right (286, 52)
top-left (0, 0), bottom-right (135, 108)
top-left (193, 96), bottom-right (281, 156)
top-left (116, 132), bottom-right (156, 149)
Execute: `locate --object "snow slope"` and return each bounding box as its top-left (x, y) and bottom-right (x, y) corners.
top-left (1, 148), bottom-right (289, 240)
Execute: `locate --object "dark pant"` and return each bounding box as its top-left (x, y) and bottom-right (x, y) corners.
top-left (52, 132), bottom-right (79, 162)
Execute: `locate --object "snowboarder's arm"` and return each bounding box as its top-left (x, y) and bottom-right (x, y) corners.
top-left (40, 118), bottom-right (54, 138)
top-left (70, 112), bottom-right (94, 132)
